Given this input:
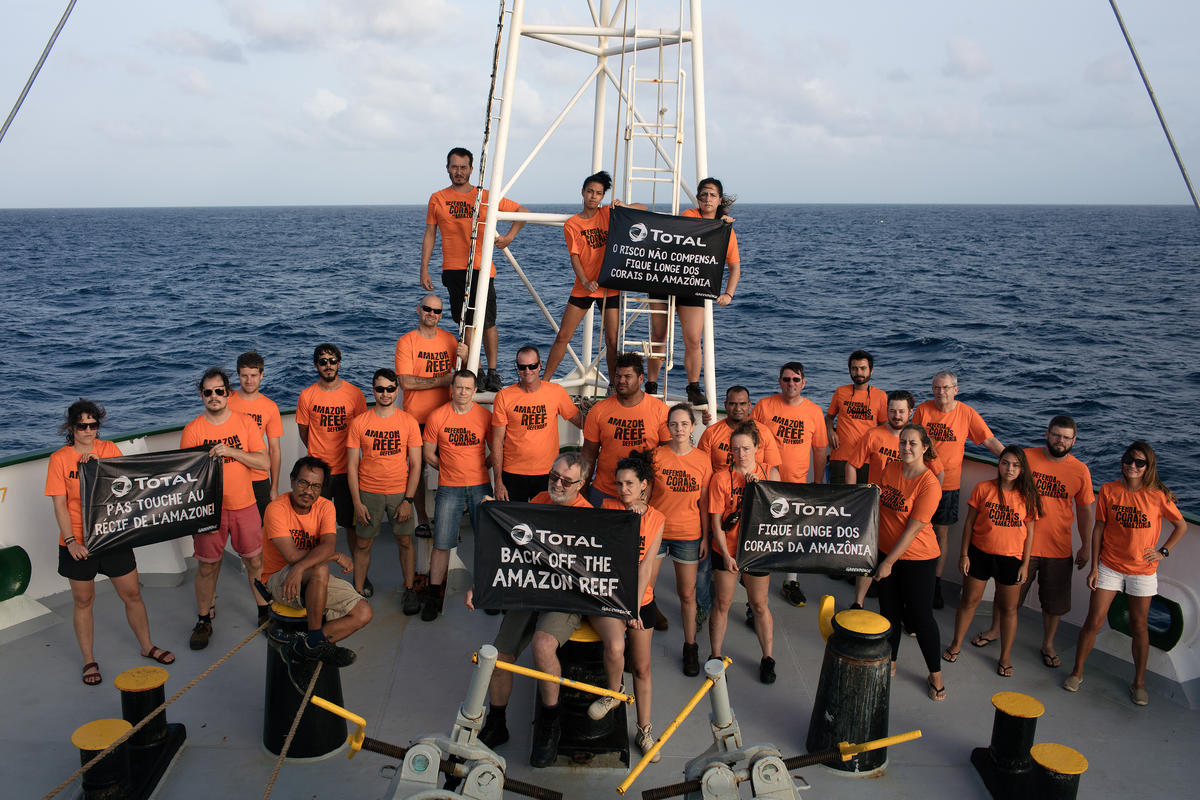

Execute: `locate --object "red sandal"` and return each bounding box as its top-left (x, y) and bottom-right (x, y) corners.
top-left (82, 662), bottom-right (102, 686)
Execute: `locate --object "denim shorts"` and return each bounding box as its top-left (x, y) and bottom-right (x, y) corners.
top-left (657, 537), bottom-right (702, 564)
top-left (432, 483), bottom-right (490, 549)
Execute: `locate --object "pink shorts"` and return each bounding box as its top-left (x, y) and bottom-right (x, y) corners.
top-left (193, 505), bottom-right (263, 562)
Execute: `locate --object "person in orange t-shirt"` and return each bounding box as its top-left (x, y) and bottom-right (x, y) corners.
top-left (180, 368), bottom-right (270, 649)
top-left (825, 350), bottom-right (887, 484)
top-left (1065, 442), bottom-right (1187, 703)
top-left (862, 423), bottom-right (946, 701)
top-left (646, 177), bottom-right (741, 406)
top-left (846, 390), bottom-right (946, 485)
top-left (421, 369), bottom-right (493, 621)
top-left (945, 446), bottom-right (1040, 678)
top-left (420, 146), bottom-right (529, 391)
top-left (582, 352), bottom-right (669, 504)
top-left (491, 345), bottom-right (583, 502)
top-left (698, 385), bottom-right (782, 472)
top-left (228, 350), bottom-right (284, 517)
top-left (346, 368), bottom-right (423, 610)
top-left (46, 399), bottom-right (173, 685)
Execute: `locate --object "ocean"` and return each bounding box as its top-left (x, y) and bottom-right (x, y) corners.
top-left (2, 203), bottom-right (1197, 511)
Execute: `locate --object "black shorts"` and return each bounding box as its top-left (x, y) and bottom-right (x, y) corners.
top-left (638, 599), bottom-right (661, 628)
top-left (442, 270), bottom-right (498, 329)
top-left (931, 489), bottom-right (960, 526)
top-left (827, 460), bottom-right (848, 484)
top-left (966, 543), bottom-right (1023, 586)
top-left (710, 550), bottom-right (767, 577)
top-left (502, 471), bottom-right (550, 503)
top-left (58, 545), bottom-right (136, 582)
top-left (321, 472), bottom-right (355, 528)
top-left (252, 478), bottom-right (271, 519)
top-left (567, 294), bottom-right (619, 310)
top-left (648, 293), bottom-right (705, 308)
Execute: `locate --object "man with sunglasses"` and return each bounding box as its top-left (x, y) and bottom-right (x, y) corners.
top-left (297, 343), bottom-right (369, 589)
top-left (347, 368), bottom-right (424, 613)
top-left (752, 362), bottom-right (829, 608)
top-left (492, 345), bottom-right (583, 503)
top-left (181, 367), bottom-right (271, 649)
top-left (396, 294), bottom-right (469, 536)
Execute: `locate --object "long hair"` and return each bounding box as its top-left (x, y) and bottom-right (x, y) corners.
top-left (998, 445), bottom-right (1042, 518)
top-left (697, 177), bottom-right (735, 218)
top-left (59, 399), bottom-right (106, 445)
top-left (616, 448), bottom-right (655, 484)
top-left (1125, 441), bottom-right (1176, 503)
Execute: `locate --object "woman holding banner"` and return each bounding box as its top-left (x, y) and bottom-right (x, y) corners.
top-left (650, 402), bottom-right (712, 677)
top-left (44, 400), bottom-right (173, 686)
top-left (588, 450), bottom-right (665, 761)
top-left (645, 177), bottom-right (740, 406)
top-left (870, 423), bottom-right (945, 701)
top-left (708, 421), bottom-right (779, 684)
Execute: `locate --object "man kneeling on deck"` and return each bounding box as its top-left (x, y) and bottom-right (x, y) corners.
top-left (263, 456), bottom-right (373, 667)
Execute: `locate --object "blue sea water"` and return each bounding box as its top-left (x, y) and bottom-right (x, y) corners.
top-left (2, 204), bottom-right (1198, 510)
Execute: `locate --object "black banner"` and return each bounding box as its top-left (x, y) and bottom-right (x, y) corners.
top-left (80, 448), bottom-right (223, 556)
top-left (598, 206), bottom-right (730, 299)
top-left (472, 502), bottom-right (640, 619)
top-left (738, 482), bottom-right (879, 575)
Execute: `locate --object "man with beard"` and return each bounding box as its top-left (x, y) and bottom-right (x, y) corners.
top-left (228, 350), bottom-right (283, 517)
top-left (971, 416), bottom-right (1094, 666)
top-left (825, 350), bottom-right (887, 485)
top-left (697, 386), bottom-right (782, 472)
top-left (846, 390), bottom-right (944, 486)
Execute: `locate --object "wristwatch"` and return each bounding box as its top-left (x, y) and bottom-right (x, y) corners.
top-left (398, 495), bottom-right (411, 505)
top-left (1158, 546), bottom-right (1170, 558)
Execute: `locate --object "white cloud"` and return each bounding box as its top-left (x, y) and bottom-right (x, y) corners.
top-left (942, 37), bottom-right (991, 80)
top-left (177, 69), bottom-right (215, 97)
top-left (304, 89), bottom-right (349, 121)
top-left (150, 29), bottom-right (247, 63)
top-left (220, 0), bottom-right (457, 51)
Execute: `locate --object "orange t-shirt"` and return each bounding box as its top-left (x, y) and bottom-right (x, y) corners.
top-left (848, 425), bottom-right (946, 483)
top-left (180, 412), bottom-right (264, 511)
top-left (751, 395), bottom-right (829, 483)
top-left (1024, 448), bottom-right (1095, 559)
top-left (877, 461), bottom-right (942, 561)
top-left (423, 402), bottom-right (492, 487)
top-left (681, 208), bottom-right (739, 264)
top-left (45, 440), bottom-right (124, 544)
top-left (602, 498), bottom-right (663, 606)
top-left (911, 400), bottom-right (994, 491)
top-left (583, 394), bottom-right (670, 496)
top-left (261, 494), bottom-right (337, 580)
top-left (1096, 481), bottom-right (1183, 576)
top-left (426, 187), bottom-right (521, 276)
top-left (346, 409), bottom-right (423, 495)
top-left (651, 446), bottom-right (712, 541)
top-left (697, 420), bottom-right (782, 473)
top-left (394, 328), bottom-right (458, 424)
top-left (492, 381), bottom-right (581, 475)
top-left (826, 385), bottom-right (888, 461)
top-left (967, 480), bottom-right (1034, 559)
top-left (565, 205), bottom-right (618, 299)
top-left (530, 490), bottom-right (593, 509)
top-left (227, 392), bottom-right (282, 482)
top-left (707, 464), bottom-right (768, 559)
top-left (296, 381), bottom-right (368, 475)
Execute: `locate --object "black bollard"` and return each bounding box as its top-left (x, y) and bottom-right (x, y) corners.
top-left (1031, 743), bottom-right (1088, 799)
top-left (543, 620), bottom-right (629, 767)
top-left (970, 691), bottom-right (1045, 799)
top-left (806, 608), bottom-right (892, 774)
top-left (71, 719), bottom-right (132, 800)
top-left (113, 665), bottom-right (187, 800)
top-left (262, 601), bottom-right (346, 758)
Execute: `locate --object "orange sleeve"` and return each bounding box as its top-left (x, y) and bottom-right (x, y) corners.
top-left (910, 472), bottom-right (942, 523)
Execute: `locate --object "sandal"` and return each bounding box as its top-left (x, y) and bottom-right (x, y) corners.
top-left (142, 646), bottom-right (176, 665)
top-left (996, 662), bottom-right (1014, 678)
top-left (927, 677), bottom-right (946, 702)
top-left (971, 632), bottom-right (997, 648)
top-left (82, 662), bottom-right (102, 686)
top-left (1041, 651), bottom-right (1061, 669)
top-left (942, 648), bottom-right (960, 663)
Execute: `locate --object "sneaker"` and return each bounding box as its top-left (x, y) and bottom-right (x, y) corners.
top-left (189, 616), bottom-right (213, 650)
top-left (529, 713), bottom-right (561, 767)
top-left (933, 578), bottom-right (945, 610)
top-left (485, 370), bottom-right (503, 393)
top-left (682, 642), bottom-right (700, 677)
top-left (635, 724), bottom-right (661, 763)
top-left (1062, 675), bottom-right (1083, 692)
top-left (360, 576), bottom-right (374, 598)
top-left (330, 644), bottom-right (357, 668)
top-left (420, 585), bottom-right (444, 622)
top-left (587, 688), bottom-right (623, 721)
top-left (402, 588), bottom-right (422, 616)
top-left (290, 636), bottom-right (335, 663)
top-left (685, 382), bottom-right (708, 406)
top-left (760, 656), bottom-right (777, 685)
top-left (780, 581), bottom-right (807, 607)
top-left (478, 714), bottom-right (510, 748)
top-left (1130, 685), bottom-right (1149, 706)
top-left (644, 381), bottom-right (659, 395)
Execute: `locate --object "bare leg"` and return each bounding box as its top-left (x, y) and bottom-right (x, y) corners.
top-left (352, 535), bottom-right (373, 594)
top-left (394, 533), bottom-right (415, 589)
top-left (947, 575), bottom-right (987, 653)
top-left (629, 626), bottom-right (654, 727)
top-left (110, 570), bottom-right (153, 654)
top-left (673, 560), bottom-right (699, 644)
top-left (531, 631), bottom-right (563, 706)
top-left (853, 574), bottom-right (871, 606)
top-left (709, 570), bottom-right (736, 657)
top-left (325, 600), bottom-right (373, 643)
top-left (677, 306), bottom-right (705, 383)
top-left (544, 303), bottom-right (588, 380)
top-left (1042, 612), bottom-right (1062, 659)
top-left (194, 560), bottom-right (221, 616)
top-left (242, 553), bottom-right (265, 604)
top-left (934, 524), bottom-right (949, 577)
top-left (995, 583), bottom-right (1022, 669)
top-left (1067, 587), bottom-right (1118, 681)
top-left (484, 326), bottom-right (499, 373)
top-left (601, 304), bottom-right (619, 379)
top-left (1128, 594), bottom-right (1152, 689)
top-left (489, 652), bottom-right (516, 706)
top-left (430, 547), bottom-right (451, 586)
top-left (589, 616), bottom-right (627, 691)
top-left (744, 574), bottom-right (773, 659)
top-left (69, 579), bottom-right (97, 666)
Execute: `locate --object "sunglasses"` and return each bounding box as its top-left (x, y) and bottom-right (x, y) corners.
top-left (548, 472), bottom-right (582, 487)
top-left (780, 377), bottom-right (803, 383)
top-left (1122, 455), bottom-right (1148, 468)
top-left (201, 387), bottom-right (228, 397)
top-left (516, 362), bottom-right (540, 372)
top-left (420, 305), bottom-right (444, 315)
top-left (317, 357), bottom-right (340, 366)
top-left (74, 421), bottom-right (100, 431)
top-left (374, 384), bottom-right (398, 393)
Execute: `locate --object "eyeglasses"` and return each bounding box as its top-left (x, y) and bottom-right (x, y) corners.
top-left (1122, 455), bottom-right (1148, 468)
top-left (317, 357), bottom-right (340, 366)
top-left (548, 472), bottom-right (582, 487)
top-left (780, 377), bottom-right (803, 383)
top-left (294, 479), bottom-right (323, 492)
top-left (374, 384), bottom-right (398, 393)
top-left (420, 305), bottom-right (444, 315)
top-left (201, 387), bottom-right (228, 397)
top-left (74, 421), bottom-right (99, 431)
top-left (516, 362), bottom-right (540, 372)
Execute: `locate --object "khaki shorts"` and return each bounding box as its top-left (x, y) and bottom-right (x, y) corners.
top-left (358, 490), bottom-right (417, 539)
top-left (266, 565), bottom-right (364, 621)
top-left (492, 609), bottom-right (582, 657)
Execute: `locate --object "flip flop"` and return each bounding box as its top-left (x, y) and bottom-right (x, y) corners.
top-left (82, 662), bottom-right (102, 686)
top-left (1041, 651), bottom-right (1061, 669)
top-left (997, 662), bottom-right (1014, 678)
top-left (927, 677), bottom-right (946, 701)
top-left (971, 633), bottom-right (997, 648)
top-left (142, 646), bottom-right (175, 665)
top-left (942, 648), bottom-right (960, 663)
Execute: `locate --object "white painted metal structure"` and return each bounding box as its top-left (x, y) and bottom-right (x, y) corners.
top-left (461, 0), bottom-right (718, 411)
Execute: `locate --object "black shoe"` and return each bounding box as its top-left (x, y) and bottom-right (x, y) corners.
top-left (686, 382), bottom-right (708, 406)
top-left (933, 578), bottom-right (945, 610)
top-left (291, 636), bottom-right (335, 663)
top-left (479, 714), bottom-right (510, 748)
top-left (682, 642), bottom-right (700, 677)
top-left (189, 615), bottom-right (213, 650)
top-left (744, 602), bottom-right (755, 629)
top-left (402, 588), bottom-right (422, 616)
top-left (420, 585), bottom-right (444, 622)
top-left (485, 370), bottom-right (503, 393)
top-left (849, 602), bottom-right (864, 610)
top-left (760, 656), bottom-right (777, 685)
top-left (361, 576), bottom-right (374, 598)
top-left (654, 607), bottom-right (670, 632)
top-left (644, 381), bottom-right (659, 395)
top-left (780, 580), bottom-right (807, 607)
top-left (330, 644), bottom-right (357, 668)
top-left (529, 713), bottom-right (561, 768)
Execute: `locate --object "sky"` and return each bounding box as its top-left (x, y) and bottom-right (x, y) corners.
top-left (1, 0), bottom-right (1197, 208)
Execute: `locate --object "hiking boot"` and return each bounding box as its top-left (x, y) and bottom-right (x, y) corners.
top-left (189, 615), bottom-right (213, 650)
top-left (760, 656), bottom-right (777, 685)
top-left (478, 714), bottom-right (510, 748)
top-left (402, 587), bottom-right (422, 616)
top-left (933, 578), bottom-right (945, 610)
top-left (587, 687), bottom-right (623, 721)
top-left (636, 724), bottom-right (661, 763)
top-left (485, 370), bottom-right (503, 393)
top-left (685, 382), bottom-right (708, 406)
top-left (644, 381), bottom-right (659, 395)
top-left (420, 585), bottom-right (444, 622)
top-left (682, 642), bottom-right (700, 677)
top-left (360, 576), bottom-right (374, 598)
top-left (780, 580), bottom-right (807, 607)
top-left (529, 713), bottom-right (561, 767)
